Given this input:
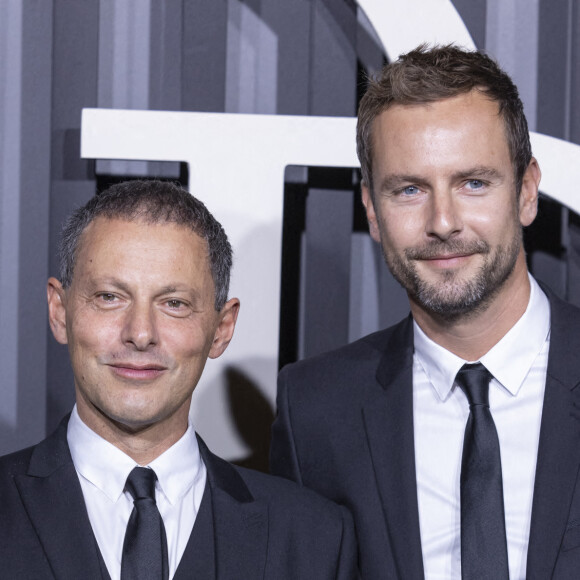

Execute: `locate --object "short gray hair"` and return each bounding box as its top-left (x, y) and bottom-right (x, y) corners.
top-left (59, 180), bottom-right (233, 310)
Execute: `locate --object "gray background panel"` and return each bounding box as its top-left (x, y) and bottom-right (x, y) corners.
top-left (1, 0), bottom-right (579, 462)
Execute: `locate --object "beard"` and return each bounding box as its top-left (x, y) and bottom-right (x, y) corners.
top-left (382, 232), bottom-right (522, 322)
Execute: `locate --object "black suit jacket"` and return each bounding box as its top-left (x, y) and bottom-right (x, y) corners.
top-left (271, 290), bottom-right (580, 579)
top-left (0, 417), bottom-right (358, 579)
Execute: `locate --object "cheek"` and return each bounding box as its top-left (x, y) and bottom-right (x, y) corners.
top-left (165, 340), bottom-right (212, 392)
top-left (69, 315), bottom-right (120, 356)
top-left (467, 200), bottom-right (519, 238)
top-left (468, 211), bottom-right (495, 232)
top-left (379, 209), bottom-right (424, 247)
top-left (163, 324), bottom-right (215, 363)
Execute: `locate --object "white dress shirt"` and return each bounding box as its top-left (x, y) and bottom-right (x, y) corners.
top-left (413, 275), bottom-right (550, 580)
top-left (67, 406), bottom-right (207, 580)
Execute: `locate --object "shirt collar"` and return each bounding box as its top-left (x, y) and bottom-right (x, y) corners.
top-left (67, 405), bottom-right (203, 505)
top-left (413, 274), bottom-right (550, 401)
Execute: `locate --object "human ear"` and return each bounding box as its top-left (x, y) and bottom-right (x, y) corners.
top-left (208, 297), bottom-right (240, 359)
top-left (47, 277), bottom-right (68, 345)
top-left (361, 183), bottom-right (382, 243)
top-left (519, 158), bottom-right (541, 227)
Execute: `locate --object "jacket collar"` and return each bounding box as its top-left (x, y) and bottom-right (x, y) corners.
top-left (197, 435), bottom-right (269, 579)
top-left (18, 417), bottom-right (271, 580)
top-left (15, 416), bottom-right (108, 579)
top-left (363, 315), bottom-right (425, 580)
top-left (364, 287), bottom-right (580, 578)
top-left (526, 287), bottom-right (580, 576)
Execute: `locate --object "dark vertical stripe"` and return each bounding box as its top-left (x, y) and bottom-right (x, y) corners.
top-left (309, 0), bottom-right (357, 116)
top-left (261, 0), bottom-right (311, 115)
top-left (17, 0), bottom-right (53, 449)
top-left (47, 0), bottom-right (100, 433)
top-left (302, 186), bottom-right (354, 358)
top-left (452, 0), bottom-right (486, 49)
top-left (537, 0), bottom-right (570, 138)
top-left (182, 0), bottom-right (228, 112)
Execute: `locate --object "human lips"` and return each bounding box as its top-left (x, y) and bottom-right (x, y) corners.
top-left (422, 252), bottom-right (474, 268)
top-left (407, 240), bottom-right (489, 267)
top-left (107, 362), bottom-right (168, 380)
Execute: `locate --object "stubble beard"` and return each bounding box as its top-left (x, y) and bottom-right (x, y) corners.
top-left (382, 231), bottom-right (522, 322)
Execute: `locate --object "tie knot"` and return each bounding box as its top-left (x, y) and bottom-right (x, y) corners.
top-left (125, 466), bottom-right (157, 501)
top-left (455, 362), bottom-right (492, 407)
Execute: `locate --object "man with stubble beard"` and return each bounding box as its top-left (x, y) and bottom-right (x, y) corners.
top-left (271, 45), bottom-right (580, 579)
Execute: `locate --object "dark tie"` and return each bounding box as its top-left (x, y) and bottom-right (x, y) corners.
top-left (121, 467), bottom-right (169, 580)
top-left (455, 363), bottom-right (509, 579)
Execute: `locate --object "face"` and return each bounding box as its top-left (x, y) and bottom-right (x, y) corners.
top-left (362, 91), bottom-right (540, 321)
top-left (47, 218), bottom-right (239, 438)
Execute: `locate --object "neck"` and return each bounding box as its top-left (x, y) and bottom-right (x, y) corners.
top-left (410, 252), bottom-right (531, 361)
top-left (76, 404), bottom-right (190, 465)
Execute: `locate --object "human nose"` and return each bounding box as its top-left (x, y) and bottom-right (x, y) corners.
top-left (426, 190), bottom-right (462, 241)
top-left (121, 302), bottom-right (158, 350)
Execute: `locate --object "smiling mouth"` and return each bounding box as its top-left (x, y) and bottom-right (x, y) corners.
top-left (108, 364), bottom-right (167, 380)
top-left (423, 253), bottom-right (473, 262)
top-left (417, 253), bottom-right (477, 270)
top-left (407, 239), bottom-right (489, 263)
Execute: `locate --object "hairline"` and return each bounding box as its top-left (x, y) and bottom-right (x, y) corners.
top-left (68, 213), bottom-right (216, 293)
top-left (59, 183), bottom-right (231, 311)
top-left (363, 87), bottom-right (520, 200)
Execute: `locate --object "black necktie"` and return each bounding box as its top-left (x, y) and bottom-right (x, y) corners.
top-left (121, 467), bottom-right (169, 580)
top-left (455, 363), bottom-right (509, 579)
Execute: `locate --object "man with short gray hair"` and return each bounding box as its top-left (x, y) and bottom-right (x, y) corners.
top-left (0, 180), bottom-right (357, 579)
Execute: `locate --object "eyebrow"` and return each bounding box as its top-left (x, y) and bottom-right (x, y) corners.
top-left (453, 166), bottom-right (504, 181)
top-left (86, 277), bottom-right (131, 293)
top-left (158, 285), bottom-right (202, 301)
top-left (87, 279), bottom-right (201, 300)
top-left (378, 174), bottom-right (427, 192)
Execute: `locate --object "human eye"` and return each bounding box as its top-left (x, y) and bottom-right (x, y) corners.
top-left (97, 292), bottom-right (117, 303)
top-left (400, 185), bottom-right (420, 196)
top-left (94, 292), bottom-right (122, 309)
top-left (465, 179), bottom-right (485, 191)
top-left (391, 184), bottom-right (422, 198)
top-left (163, 297), bottom-right (193, 317)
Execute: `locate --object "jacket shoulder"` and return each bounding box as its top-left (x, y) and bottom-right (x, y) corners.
top-left (233, 466), bottom-right (358, 577)
top-left (0, 445), bottom-right (34, 480)
top-left (235, 465), bottom-right (346, 514)
top-left (234, 466), bottom-right (354, 549)
top-left (278, 316), bottom-right (411, 399)
top-left (295, 321), bottom-right (407, 366)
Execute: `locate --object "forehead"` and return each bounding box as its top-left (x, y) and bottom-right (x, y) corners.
top-left (73, 217), bottom-right (211, 285)
top-left (371, 92), bottom-right (510, 175)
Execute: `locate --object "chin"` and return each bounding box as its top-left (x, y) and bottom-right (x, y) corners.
top-left (102, 401), bottom-right (168, 431)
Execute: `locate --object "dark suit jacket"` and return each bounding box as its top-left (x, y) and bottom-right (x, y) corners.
top-left (270, 290), bottom-right (580, 579)
top-left (0, 417), bottom-right (358, 579)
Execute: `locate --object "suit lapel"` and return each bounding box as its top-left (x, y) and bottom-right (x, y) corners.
top-left (362, 316), bottom-right (425, 580)
top-left (174, 479), bottom-right (216, 579)
top-left (198, 436), bottom-right (268, 580)
top-left (14, 417), bottom-right (107, 580)
top-left (527, 294), bottom-right (580, 578)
